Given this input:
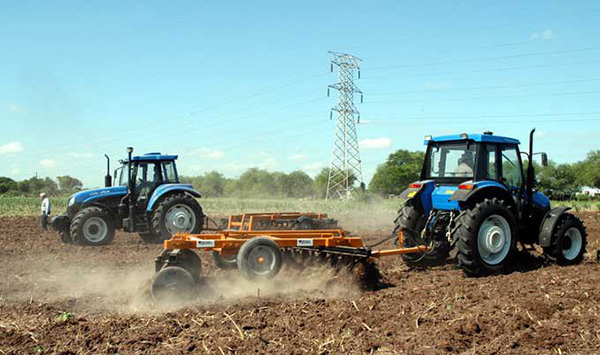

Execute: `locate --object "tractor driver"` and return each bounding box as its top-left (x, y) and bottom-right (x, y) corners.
top-left (455, 151), bottom-right (475, 177)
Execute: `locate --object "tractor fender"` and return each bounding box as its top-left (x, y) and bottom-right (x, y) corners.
top-left (146, 184), bottom-right (201, 212)
top-left (538, 207), bottom-right (571, 247)
top-left (399, 180), bottom-right (435, 214)
top-left (450, 183), bottom-right (518, 212)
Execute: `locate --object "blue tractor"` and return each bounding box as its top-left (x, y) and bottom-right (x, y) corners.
top-left (396, 129), bottom-right (587, 276)
top-left (51, 147), bottom-right (204, 245)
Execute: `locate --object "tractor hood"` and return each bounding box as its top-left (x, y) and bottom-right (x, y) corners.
top-left (69, 186), bottom-right (128, 205)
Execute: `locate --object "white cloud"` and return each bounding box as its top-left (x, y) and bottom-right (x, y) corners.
top-left (10, 169), bottom-right (19, 175)
top-left (530, 29), bottom-right (554, 41)
top-left (40, 159), bottom-right (57, 167)
top-left (289, 154), bottom-right (307, 161)
top-left (6, 103), bottom-right (26, 114)
top-left (359, 137), bottom-right (392, 150)
top-left (194, 147), bottom-right (225, 159)
top-left (0, 142), bottom-right (24, 155)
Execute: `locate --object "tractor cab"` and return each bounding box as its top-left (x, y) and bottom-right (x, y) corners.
top-left (117, 153), bottom-right (180, 209)
top-left (404, 131), bottom-right (550, 218)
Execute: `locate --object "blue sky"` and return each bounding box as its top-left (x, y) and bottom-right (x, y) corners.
top-left (1, 1), bottom-right (599, 187)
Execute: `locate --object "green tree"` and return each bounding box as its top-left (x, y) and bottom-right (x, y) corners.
top-left (0, 177), bottom-right (17, 194)
top-left (537, 161), bottom-right (578, 196)
top-left (282, 170), bottom-right (314, 198)
top-left (369, 149), bottom-right (425, 196)
top-left (57, 175), bottom-right (83, 192)
top-left (200, 171), bottom-right (226, 197)
top-left (575, 150), bottom-right (600, 188)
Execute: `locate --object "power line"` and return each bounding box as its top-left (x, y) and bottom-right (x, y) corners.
top-left (369, 47), bottom-right (598, 71)
top-left (366, 90), bottom-right (600, 105)
top-left (368, 78), bottom-right (600, 97)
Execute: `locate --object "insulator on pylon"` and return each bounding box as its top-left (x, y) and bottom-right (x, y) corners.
top-left (330, 111), bottom-right (333, 120)
top-left (361, 94), bottom-right (363, 103)
top-left (327, 88), bottom-right (330, 97)
top-left (330, 63), bottom-right (333, 72)
top-left (358, 70), bottom-right (361, 79)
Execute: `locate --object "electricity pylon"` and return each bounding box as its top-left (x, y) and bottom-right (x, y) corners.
top-left (326, 51), bottom-right (364, 200)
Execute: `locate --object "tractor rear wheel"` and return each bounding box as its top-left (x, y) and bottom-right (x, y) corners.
top-left (455, 198), bottom-right (517, 277)
top-left (543, 213), bottom-right (587, 265)
top-left (212, 251), bottom-right (238, 269)
top-left (70, 207), bottom-right (115, 246)
top-left (150, 193), bottom-right (204, 241)
top-left (151, 266), bottom-right (196, 304)
top-left (395, 201), bottom-right (450, 266)
top-left (237, 237), bottom-right (283, 280)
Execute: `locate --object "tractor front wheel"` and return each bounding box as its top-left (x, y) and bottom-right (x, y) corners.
top-left (70, 207), bottom-right (115, 246)
top-left (543, 213), bottom-right (587, 265)
top-left (455, 198), bottom-right (517, 277)
top-left (150, 193), bottom-right (204, 241)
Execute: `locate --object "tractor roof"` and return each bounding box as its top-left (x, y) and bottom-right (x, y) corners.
top-left (131, 152), bottom-right (178, 162)
top-left (425, 133), bottom-right (520, 145)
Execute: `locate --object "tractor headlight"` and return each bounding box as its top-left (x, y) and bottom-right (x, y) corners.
top-left (68, 197), bottom-right (75, 206)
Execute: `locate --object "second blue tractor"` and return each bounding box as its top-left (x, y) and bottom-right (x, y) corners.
top-left (397, 129), bottom-right (587, 276)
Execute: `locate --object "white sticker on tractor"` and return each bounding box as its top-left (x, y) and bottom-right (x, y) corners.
top-left (196, 240), bottom-right (215, 248)
top-left (297, 239), bottom-right (313, 247)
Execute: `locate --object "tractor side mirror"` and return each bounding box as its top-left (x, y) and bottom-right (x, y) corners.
top-left (541, 153), bottom-right (548, 167)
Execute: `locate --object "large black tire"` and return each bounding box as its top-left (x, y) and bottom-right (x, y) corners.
top-left (59, 228), bottom-right (73, 244)
top-left (455, 198), bottom-right (517, 277)
top-left (70, 207), bottom-right (115, 246)
top-left (150, 193), bottom-right (204, 241)
top-left (151, 266), bottom-right (196, 305)
top-left (395, 201), bottom-right (450, 266)
top-left (237, 237), bottom-right (283, 280)
top-left (212, 251), bottom-right (238, 269)
top-left (543, 213), bottom-right (587, 265)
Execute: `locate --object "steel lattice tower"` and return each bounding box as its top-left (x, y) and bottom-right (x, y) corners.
top-left (326, 51), bottom-right (364, 200)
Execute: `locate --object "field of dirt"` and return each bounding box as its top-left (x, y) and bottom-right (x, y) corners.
top-left (1, 212), bottom-right (600, 354)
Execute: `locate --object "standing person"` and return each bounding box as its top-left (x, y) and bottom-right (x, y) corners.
top-left (40, 192), bottom-right (51, 231)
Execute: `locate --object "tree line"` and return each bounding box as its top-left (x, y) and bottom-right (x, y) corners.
top-left (0, 150), bottom-right (597, 199)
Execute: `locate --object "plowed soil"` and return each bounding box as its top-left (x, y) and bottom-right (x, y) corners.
top-left (1, 212), bottom-right (600, 354)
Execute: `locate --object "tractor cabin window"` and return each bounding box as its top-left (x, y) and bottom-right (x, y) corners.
top-left (162, 162), bottom-right (177, 182)
top-left (428, 143), bottom-right (477, 179)
top-left (501, 147), bottom-right (523, 189)
top-left (483, 144), bottom-right (498, 180)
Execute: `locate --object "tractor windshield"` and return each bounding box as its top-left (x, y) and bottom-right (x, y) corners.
top-left (426, 142), bottom-right (477, 181)
top-left (118, 165), bottom-right (128, 186)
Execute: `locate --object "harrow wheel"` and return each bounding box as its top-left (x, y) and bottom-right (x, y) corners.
top-left (151, 266), bottom-right (196, 304)
top-left (177, 249), bottom-right (203, 281)
top-left (211, 251), bottom-right (238, 269)
top-left (237, 237), bottom-right (283, 280)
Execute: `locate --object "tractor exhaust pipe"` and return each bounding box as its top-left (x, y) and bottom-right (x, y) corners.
top-left (525, 128), bottom-right (536, 215)
top-left (126, 147), bottom-right (135, 232)
top-left (104, 154), bottom-right (112, 187)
